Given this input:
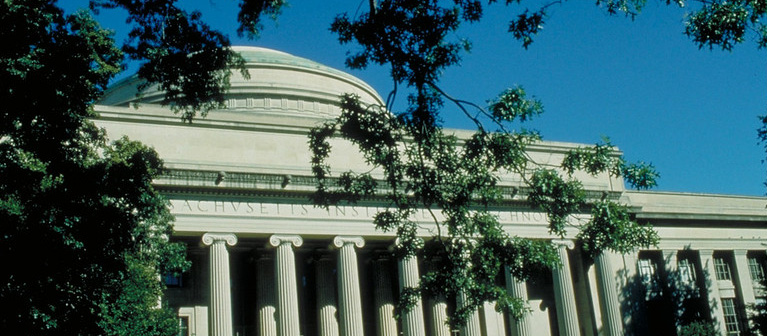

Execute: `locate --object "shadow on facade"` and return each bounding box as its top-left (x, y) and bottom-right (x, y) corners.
top-left (619, 249), bottom-right (720, 336)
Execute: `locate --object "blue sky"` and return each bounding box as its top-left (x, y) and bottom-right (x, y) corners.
top-left (64, 1), bottom-right (766, 196)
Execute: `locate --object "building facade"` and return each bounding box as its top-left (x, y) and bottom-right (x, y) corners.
top-left (95, 47), bottom-right (767, 336)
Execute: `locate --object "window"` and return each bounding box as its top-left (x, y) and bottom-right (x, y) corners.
top-left (638, 254), bottom-right (662, 297)
top-left (178, 316), bottom-right (190, 336)
top-left (638, 258), bottom-right (657, 283)
top-left (721, 298), bottom-right (741, 336)
top-left (748, 254), bottom-right (766, 283)
top-left (714, 256), bottom-right (732, 281)
top-left (678, 257), bottom-right (697, 285)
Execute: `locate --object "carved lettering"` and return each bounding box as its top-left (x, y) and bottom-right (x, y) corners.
top-left (168, 199), bottom-right (551, 225)
top-left (335, 206), bottom-right (345, 216)
top-left (214, 201), bottom-right (225, 213)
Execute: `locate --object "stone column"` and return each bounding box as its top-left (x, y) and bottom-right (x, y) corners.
top-left (734, 250), bottom-right (757, 306)
top-left (456, 242), bottom-right (482, 336)
top-left (662, 250), bottom-right (678, 277)
top-left (315, 253), bottom-right (340, 336)
top-left (595, 251), bottom-right (623, 336)
top-left (396, 239), bottom-right (426, 336)
top-left (333, 236), bottom-right (366, 336)
top-left (372, 255), bottom-right (398, 336)
top-left (482, 301), bottom-right (506, 336)
top-left (505, 266), bottom-right (531, 336)
top-left (429, 296), bottom-right (451, 336)
top-left (269, 235), bottom-right (304, 336)
top-left (699, 249), bottom-right (725, 334)
top-left (425, 258), bottom-right (451, 336)
top-left (202, 233), bottom-right (238, 336)
top-left (457, 291), bottom-right (482, 336)
top-left (551, 239), bottom-right (579, 336)
top-left (256, 255), bottom-right (277, 336)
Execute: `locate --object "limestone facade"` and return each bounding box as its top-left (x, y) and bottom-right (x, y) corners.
top-left (95, 47), bottom-right (767, 336)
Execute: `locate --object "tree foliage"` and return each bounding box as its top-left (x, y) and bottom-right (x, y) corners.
top-left (749, 277), bottom-right (767, 335)
top-left (90, 0), bottom-right (250, 122)
top-left (307, 1), bottom-right (765, 325)
top-left (678, 320), bottom-right (719, 336)
top-left (0, 1), bottom-right (190, 334)
top-left (309, 0), bottom-right (664, 326)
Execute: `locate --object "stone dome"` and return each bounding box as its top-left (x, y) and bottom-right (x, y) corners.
top-left (98, 46), bottom-right (384, 119)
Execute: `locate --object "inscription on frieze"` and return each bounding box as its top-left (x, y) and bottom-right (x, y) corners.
top-left (169, 199), bottom-right (552, 225)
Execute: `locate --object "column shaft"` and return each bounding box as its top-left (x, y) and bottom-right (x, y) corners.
top-left (595, 251), bottom-right (623, 336)
top-left (458, 291), bottom-right (482, 336)
top-left (662, 250), bottom-right (678, 278)
top-left (699, 249), bottom-right (726, 334)
top-left (399, 255), bottom-right (426, 336)
top-left (202, 233), bottom-right (238, 336)
top-left (425, 257), bottom-right (451, 336)
top-left (256, 256), bottom-right (277, 336)
top-left (373, 257), bottom-right (398, 336)
top-left (269, 235), bottom-right (303, 336)
top-left (505, 267), bottom-right (531, 336)
top-left (482, 301), bottom-right (506, 336)
top-left (429, 296), bottom-right (451, 336)
top-left (551, 240), bottom-right (580, 336)
top-left (316, 255), bottom-right (340, 336)
top-left (334, 236), bottom-right (365, 336)
top-left (734, 250), bottom-right (757, 306)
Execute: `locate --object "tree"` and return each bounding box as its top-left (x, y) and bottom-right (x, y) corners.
top-left (749, 277), bottom-right (767, 335)
top-left (0, 1), bottom-right (198, 334)
top-left (678, 320), bottom-right (719, 336)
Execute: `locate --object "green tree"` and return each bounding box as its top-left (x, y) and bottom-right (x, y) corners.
top-left (0, 0), bottom-right (229, 334)
top-left (678, 320), bottom-right (719, 336)
top-left (749, 277), bottom-right (767, 335)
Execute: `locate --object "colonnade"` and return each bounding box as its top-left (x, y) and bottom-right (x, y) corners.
top-left (199, 233), bottom-right (619, 336)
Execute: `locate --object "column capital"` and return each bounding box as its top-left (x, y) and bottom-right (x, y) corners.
top-left (333, 236), bottom-right (365, 249)
top-left (552, 239), bottom-right (574, 250)
top-left (202, 232), bottom-right (238, 246)
top-left (268, 234), bottom-right (303, 248)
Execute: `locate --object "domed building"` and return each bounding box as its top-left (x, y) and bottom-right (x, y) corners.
top-left (94, 46), bottom-right (767, 336)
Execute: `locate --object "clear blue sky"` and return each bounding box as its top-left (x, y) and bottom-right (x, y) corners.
top-left (64, 1), bottom-right (767, 196)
